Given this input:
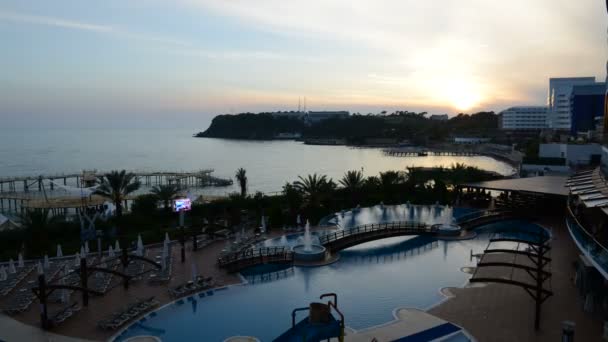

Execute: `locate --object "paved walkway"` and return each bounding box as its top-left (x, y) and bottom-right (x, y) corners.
top-left (429, 216), bottom-right (605, 341)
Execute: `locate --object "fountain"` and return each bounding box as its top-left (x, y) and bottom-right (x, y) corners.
top-left (280, 235), bottom-right (288, 246)
top-left (292, 221), bottom-right (326, 263)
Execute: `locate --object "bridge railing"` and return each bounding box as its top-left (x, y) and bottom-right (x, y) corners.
top-left (319, 221), bottom-right (433, 245)
top-left (455, 209), bottom-right (513, 225)
top-left (218, 247), bottom-right (292, 266)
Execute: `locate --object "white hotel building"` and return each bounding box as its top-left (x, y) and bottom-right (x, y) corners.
top-left (500, 106), bottom-right (548, 130)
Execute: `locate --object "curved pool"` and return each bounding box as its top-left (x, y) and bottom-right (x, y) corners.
top-left (115, 206), bottom-right (546, 342)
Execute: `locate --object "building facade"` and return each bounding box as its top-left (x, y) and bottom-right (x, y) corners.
top-left (547, 77), bottom-right (597, 130)
top-left (571, 83), bottom-right (606, 136)
top-left (499, 106), bottom-right (548, 130)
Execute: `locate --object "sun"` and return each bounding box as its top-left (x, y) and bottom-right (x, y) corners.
top-left (444, 80), bottom-right (482, 111)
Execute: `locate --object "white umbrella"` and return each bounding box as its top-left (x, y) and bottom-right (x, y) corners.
top-left (108, 245), bottom-right (115, 258)
top-left (17, 253), bottom-right (24, 268)
top-left (0, 266), bottom-right (7, 281)
top-left (59, 277), bottom-right (68, 303)
top-left (114, 240), bottom-right (121, 253)
top-left (56, 244), bottom-right (63, 258)
top-left (84, 241), bottom-right (90, 254)
top-left (191, 263), bottom-right (198, 282)
top-left (43, 255), bottom-right (50, 269)
top-left (36, 262), bottom-right (43, 275)
top-left (8, 259), bottom-right (16, 274)
top-left (260, 216), bottom-right (266, 234)
top-left (137, 235), bottom-right (144, 251)
top-left (74, 252), bottom-right (81, 267)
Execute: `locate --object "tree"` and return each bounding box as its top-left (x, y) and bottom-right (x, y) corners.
top-left (151, 184), bottom-right (180, 211)
top-left (235, 168), bottom-right (248, 197)
top-left (94, 170), bottom-right (141, 223)
top-left (293, 174), bottom-right (334, 207)
top-left (21, 209), bottom-right (51, 257)
top-left (132, 194), bottom-right (161, 215)
top-left (339, 170), bottom-right (365, 190)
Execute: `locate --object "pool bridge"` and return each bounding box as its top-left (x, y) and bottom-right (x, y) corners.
top-left (218, 247), bottom-right (294, 273)
top-left (218, 210), bottom-right (518, 272)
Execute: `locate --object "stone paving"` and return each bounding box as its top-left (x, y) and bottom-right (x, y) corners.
top-left (429, 215), bottom-right (605, 341)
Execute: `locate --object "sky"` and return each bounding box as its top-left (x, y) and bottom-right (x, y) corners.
top-left (0, 0), bottom-right (606, 128)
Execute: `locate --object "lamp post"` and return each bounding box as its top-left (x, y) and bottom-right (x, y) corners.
top-left (179, 209), bottom-right (186, 263)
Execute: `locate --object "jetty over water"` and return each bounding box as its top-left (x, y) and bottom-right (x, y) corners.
top-left (0, 169), bottom-right (232, 216)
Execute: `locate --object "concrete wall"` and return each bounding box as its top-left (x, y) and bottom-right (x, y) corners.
top-left (539, 143), bottom-right (602, 166)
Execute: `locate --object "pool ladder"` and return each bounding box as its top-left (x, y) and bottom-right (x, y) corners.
top-left (290, 293), bottom-right (345, 342)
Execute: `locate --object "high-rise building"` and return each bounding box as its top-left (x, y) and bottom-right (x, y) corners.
top-left (570, 83), bottom-right (606, 135)
top-left (547, 77), bottom-right (596, 130)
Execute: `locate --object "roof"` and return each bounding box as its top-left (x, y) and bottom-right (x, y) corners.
top-left (567, 168), bottom-right (608, 208)
top-left (462, 176), bottom-right (569, 196)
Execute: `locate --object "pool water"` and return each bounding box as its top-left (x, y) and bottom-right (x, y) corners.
top-left (115, 206), bottom-right (546, 342)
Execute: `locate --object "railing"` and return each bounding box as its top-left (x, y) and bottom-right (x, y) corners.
top-left (318, 221), bottom-right (433, 246)
top-left (456, 210), bottom-right (514, 228)
top-left (217, 247), bottom-right (293, 267)
top-left (566, 204), bottom-right (608, 278)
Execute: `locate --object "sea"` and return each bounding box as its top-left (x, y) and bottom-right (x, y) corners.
top-left (0, 128), bottom-right (515, 195)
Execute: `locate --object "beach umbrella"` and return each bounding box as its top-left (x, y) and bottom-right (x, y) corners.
top-left (36, 262), bottom-right (43, 275)
top-left (43, 255), bottom-right (50, 269)
top-left (17, 253), bottom-right (24, 268)
top-left (108, 245), bottom-right (115, 258)
top-left (260, 216), bottom-right (266, 234)
top-left (84, 241), bottom-right (90, 254)
top-left (162, 241), bottom-right (169, 258)
top-left (74, 252), bottom-right (81, 267)
top-left (114, 240), bottom-right (121, 253)
top-left (56, 244), bottom-right (63, 258)
top-left (191, 263), bottom-right (198, 282)
top-left (8, 259), bottom-right (16, 274)
top-left (160, 254), bottom-right (166, 271)
top-left (137, 235), bottom-right (144, 256)
top-left (59, 277), bottom-right (68, 303)
top-left (0, 266), bottom-right (7, 281)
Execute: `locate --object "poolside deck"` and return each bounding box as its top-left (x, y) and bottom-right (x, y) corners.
top-left (429, 215), bottom-right (604, 341)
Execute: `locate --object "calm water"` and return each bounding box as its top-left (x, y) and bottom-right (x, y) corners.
top-left (0, 128), bottom-right (514, 194)
top-left (115, 205), bottom-right (545, 341)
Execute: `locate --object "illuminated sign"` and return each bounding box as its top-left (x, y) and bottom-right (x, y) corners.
top-left (173, 198), bottom-right (192, 212)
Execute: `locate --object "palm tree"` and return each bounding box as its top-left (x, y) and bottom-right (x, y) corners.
top-left (379, 171), bottom-right (404, 187)
top-left (339, 170), bottom-right (364, 190)
top-left (95, 170), bottom-right (141, 219)
top-left (235, 168), bottom-right (248, 197)
top-left (151, 184), bottom-right (181, 211)
top-left (379, 171), bottom-right (404, 202)
top-left (294, 174), bottom-right (332, 206)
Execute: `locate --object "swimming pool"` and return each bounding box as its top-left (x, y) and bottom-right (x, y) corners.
top-left (115, 206), bottom-right (546, 341)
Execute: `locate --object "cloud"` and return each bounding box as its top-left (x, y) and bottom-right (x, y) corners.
top-left (0, 10), bottom-right (192, 47)
top-left (0, 10), bottom-right (113, 33)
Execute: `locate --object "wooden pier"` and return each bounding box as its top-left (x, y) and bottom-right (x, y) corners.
top-left (0, 169), bottom-right (232, 216)
top-left (383, 148), bottom-right (480, 157)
